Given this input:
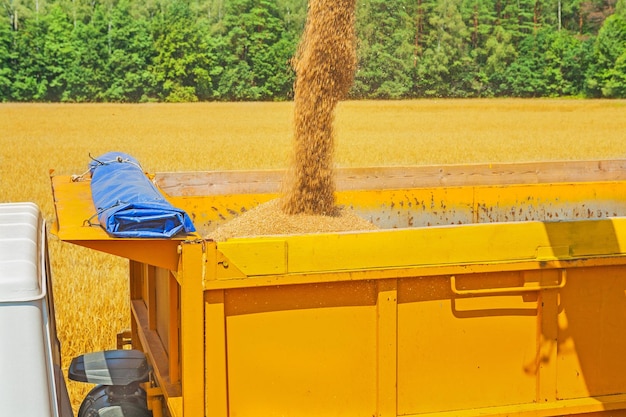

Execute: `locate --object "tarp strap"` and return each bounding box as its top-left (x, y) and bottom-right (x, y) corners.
top-left (72, 153), bottom-right (143, 182)
top-left (90, 154), bottom-right (143, 171)
top-left (83, 201), bottom-right (126, 227)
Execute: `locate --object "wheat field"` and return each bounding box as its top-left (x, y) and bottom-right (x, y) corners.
top-left (2, 99), bottom-right (626, 409)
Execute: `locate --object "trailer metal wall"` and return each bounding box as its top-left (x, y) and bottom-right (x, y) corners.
top-left (51, 160), bottom-right (626, 417)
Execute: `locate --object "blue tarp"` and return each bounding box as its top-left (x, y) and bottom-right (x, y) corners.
top-left (89, 152), bottom-right (196, 238)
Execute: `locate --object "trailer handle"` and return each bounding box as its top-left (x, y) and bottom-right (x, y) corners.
top-left (450, 270), bottom-right (567, 296)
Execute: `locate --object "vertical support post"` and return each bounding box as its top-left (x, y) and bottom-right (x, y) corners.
top-left (179, 241), bottom-right (206, 416)
top-left (129, 260), bottom-right (143, 300)
top-left (147, 265), bottom-right (157, 330)
top-left (129, 260), bottom-right (143, 350)
top-left (536, 269), bottom-right (562, 403)
top-left (377, 279), bottom-right (398, 417)
top-left (204, 241), bottom-right (229, 417)
top-left (205, 289), bottom-right (228, 417)
top-left (169, 273), bottom-right (180, 384)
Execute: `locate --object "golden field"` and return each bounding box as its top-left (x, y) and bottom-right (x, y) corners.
top-left (2, 98), bottom-right (626, 409)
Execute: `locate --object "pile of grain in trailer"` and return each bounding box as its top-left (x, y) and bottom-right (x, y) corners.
top-left (208, 199), bottom-right (377, 241)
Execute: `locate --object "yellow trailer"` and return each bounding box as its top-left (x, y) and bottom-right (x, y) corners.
top-left (51, 159), bottom-right (626, 417)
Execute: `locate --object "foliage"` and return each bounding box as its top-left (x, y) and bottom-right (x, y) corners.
top-left (2, 0), bottom-right (626, 101)
top-left (586, 10), bottom-right (626, 97)
top-left (0, 12), bottom-right (13, 100)
top-left (353, 0), bottom-right (415, 98)
top-left (214, 0), bottom-right (296, 100)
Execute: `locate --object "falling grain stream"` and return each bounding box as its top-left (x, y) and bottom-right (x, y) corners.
top-left (209, 0), bottom-right (373, 241)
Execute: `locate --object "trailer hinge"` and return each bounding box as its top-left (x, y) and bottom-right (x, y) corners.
top-left (116, 329), bottom-right (132, 349)
top-left (143, 384), bottom-right (165, 417)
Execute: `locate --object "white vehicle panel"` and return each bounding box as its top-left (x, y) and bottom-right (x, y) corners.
top-left (0, 203), bottom-right (68, 417)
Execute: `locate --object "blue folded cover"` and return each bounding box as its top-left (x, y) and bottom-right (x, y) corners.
top-left (89, 152), bottom-right (196, 238)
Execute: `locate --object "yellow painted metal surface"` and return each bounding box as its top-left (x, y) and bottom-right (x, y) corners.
top-left (168, 181), bottom-right (626, 233)
top-left (50, 161), bottom-right (626, 417)
top-left (224, 281), bottom-right (379, 416)
top-left (50, 175), bottom-right (188, 270)
top-left (178, 242), bottom-right (206, 417)
top-left (557, 266), bottom-right (626, 399)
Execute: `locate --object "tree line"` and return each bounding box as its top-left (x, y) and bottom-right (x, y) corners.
top-left (1, 0), bottom-right (625, 102)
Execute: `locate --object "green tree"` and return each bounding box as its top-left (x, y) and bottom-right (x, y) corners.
top-left (414, 0), bottom-right (475, 97)
top-left (0, 12), bottom-right (13, 100)
top-left (101, 0), bottom-right (155, 101)
top-left (63, 5), bottom-right (110, 101)
top-left (457, 0), bottom-right (500, 96)
top-left (353, 0), bottom-right (415, 99)
top-left (4, 0), bottom-right (48, 29)
top-left (497, 0), bottom-right (536, 42)
top-left (544, 29), bottom-right (593, 95)
top-left (0, 0), bottom-right (618, 101)
top-left (494, 27), bottom-right (591, 97)
top-left (498, 29), bottom-right (554, 96)
top-left (214, 0), bottom-right (296, 100)
top-left (151, 0), bottom-right (213, 101)
top-left (10, 13), bottom-right (47, 100)
top-left (41, 4), bottom-right (73, 101)
top-left (462, 0), bottom-right (497, 49)
top-left (277, 0), bottom-right (307, 34)
top-left (201, 0), bottom-right (226, 25)
top-left (57, 0), bottom-right (97, 27)
top-left (586, 10), bottom-right (626, 97)
top-left (481, 25), bottom-right (517, 95)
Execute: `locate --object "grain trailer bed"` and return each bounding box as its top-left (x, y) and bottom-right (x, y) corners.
top-left (51, 159), bottom-right (626, 417)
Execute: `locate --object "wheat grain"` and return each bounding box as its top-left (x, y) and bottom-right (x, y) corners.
top-left (282, 0), bottom-right (358, 215)
top-left (209, 0), bottom-right (363, 238)
top-left (208, 199), bottom-right (377, 241)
